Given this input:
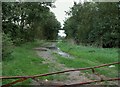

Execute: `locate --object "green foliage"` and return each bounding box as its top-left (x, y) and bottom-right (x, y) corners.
top-left (2, 2), bottom-right (61, 45)
top-left (2, 32), bottom-right (13, 60)
top-left (63, 2), bottom-right (119, 48)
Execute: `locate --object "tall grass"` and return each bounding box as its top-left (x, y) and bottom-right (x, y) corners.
top-left (2, 41), bottom-right (49, 85)
top-left (56, 41), bottom-right (119, 77)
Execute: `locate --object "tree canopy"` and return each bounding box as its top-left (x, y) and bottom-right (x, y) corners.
top-left (63, 2), bottom-right (119, 48)
top-left (2, 2), bottom-right (61, 45)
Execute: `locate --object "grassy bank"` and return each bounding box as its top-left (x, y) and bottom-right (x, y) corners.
top-left (2, 41), bottom-right (49, 85)
top-left (56, 41), bottom-right (119, 78)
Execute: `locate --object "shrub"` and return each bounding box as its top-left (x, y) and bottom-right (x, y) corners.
top-left (2, 32), bottom-right (13, 60)
top-left (13, 38), bottom-right (24, 46)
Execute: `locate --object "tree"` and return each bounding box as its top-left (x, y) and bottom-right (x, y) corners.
top-left (2, 2), bottom-right (61, 45)
top-left (63, 2), bottom-right (119, 48)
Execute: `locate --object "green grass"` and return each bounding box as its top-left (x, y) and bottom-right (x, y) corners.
top-left (56, 41), bottom-right (119, 78)
top-left (2, 40), bottom-right (119, 85)
top-left (2, 41), bottom-right (49, 85)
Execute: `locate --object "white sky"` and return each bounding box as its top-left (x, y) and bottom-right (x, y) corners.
top-left (50, 0), bottom-right (82, 28)
top-left (50, 0), bottom-right (87, 37)
top-left (58, 30), bottom-right (66, 37)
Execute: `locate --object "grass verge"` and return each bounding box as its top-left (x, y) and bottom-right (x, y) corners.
top-left (2, 41), bottom-right (49, 85)
top-left (56, 41), bottom-right (119, 78)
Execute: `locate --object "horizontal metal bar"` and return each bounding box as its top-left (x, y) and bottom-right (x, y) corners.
top-left (59, 78), bottom-right (120, 87)
top-left (1, 62), bottom-right (120, 79)
top-left (1, 78), bottom-right (28, 87)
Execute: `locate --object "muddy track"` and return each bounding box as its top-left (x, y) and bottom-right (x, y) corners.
top-left (32, 42), bottom-right (118, 85)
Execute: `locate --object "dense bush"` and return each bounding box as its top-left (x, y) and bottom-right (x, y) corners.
top-left (2, 33), bottom-right (13, 60)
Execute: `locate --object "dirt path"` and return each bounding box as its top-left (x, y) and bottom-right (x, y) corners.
top-left (32, 42), bottom-right (118, 86)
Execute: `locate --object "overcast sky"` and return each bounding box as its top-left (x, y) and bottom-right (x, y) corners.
top-left (50, 0), bottom-right (82, 28)
top-left (50, 0), bottom-right (117, 28)
top-left (50, 0), bottom-right (83, 37)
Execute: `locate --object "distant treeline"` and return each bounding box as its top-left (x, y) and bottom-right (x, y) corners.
top-left (63, 2), bottom-right (119, 48)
